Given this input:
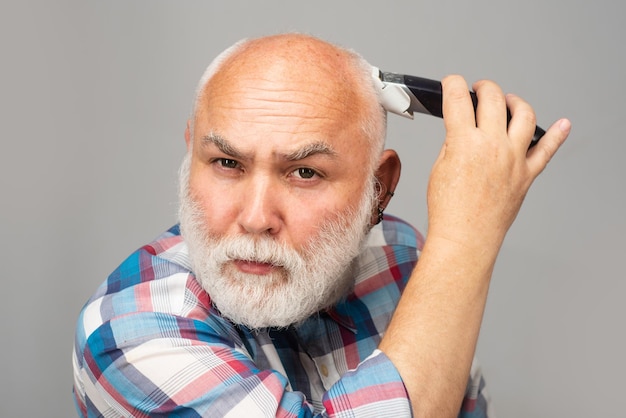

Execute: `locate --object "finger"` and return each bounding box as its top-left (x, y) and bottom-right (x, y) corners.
top-left (441, 75), bottom-right (476, 138)
top-left (527, 118), bottom-right (571, 176)
top-left (473, 80), bottom-right (507, 138)
top-left (505, 93), bottom-right (537, 150)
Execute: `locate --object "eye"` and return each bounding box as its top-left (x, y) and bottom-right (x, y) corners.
top-left (210, 158), bottom-right (243, 176)
top-left (293, 167), bottom-right (318, 179)
top-left (217, 158), bottom-right (239, 169)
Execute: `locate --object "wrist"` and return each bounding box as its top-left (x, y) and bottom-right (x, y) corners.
top-left (424, 223), bottom-right (505, 264)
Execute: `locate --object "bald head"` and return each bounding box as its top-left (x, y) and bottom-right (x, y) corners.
top-left (190, 34), bottom-right (386, 166)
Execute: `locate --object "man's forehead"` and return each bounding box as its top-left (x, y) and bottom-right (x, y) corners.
top-left (191, 35), bottom-right (376, 159)
top-left (195, 64), bottom-right (365, 141)
top-left (204, 68), bottom-right (354, 109)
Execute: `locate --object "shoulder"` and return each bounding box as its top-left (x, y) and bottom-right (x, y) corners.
top-left (348, 215), bottom-right (424, 298)
top-left (366, 214), bottom-right (425, 251)
top-left (74, 225), bottom-right (211, 350)
top-left (89, 225), bottom-right (194, 300)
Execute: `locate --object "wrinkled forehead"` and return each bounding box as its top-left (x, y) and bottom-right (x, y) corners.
top-left (195, 40), bottom-right (369, 135)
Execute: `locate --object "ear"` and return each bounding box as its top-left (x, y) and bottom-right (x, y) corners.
top-left (370, 149), bottom-right (401, 225)
top-left (375, 149), bottom-right (401, 209)
top-left (185, 119), bottom-right (192, 150)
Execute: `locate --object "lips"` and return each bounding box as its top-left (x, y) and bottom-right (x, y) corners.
top-left (232, 259), bottom-right (277, 275)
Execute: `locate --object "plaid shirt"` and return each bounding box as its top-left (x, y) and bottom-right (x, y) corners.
top-left (73, 215), bottom-right (493, 417)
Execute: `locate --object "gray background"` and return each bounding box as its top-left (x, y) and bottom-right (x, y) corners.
top-left (1, 1), bottom-right (623, 417)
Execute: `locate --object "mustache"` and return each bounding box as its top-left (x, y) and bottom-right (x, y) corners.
top-left (205, 233), bottom-right (308, 273)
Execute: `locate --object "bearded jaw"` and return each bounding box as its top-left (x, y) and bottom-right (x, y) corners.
top-left (183, 224), bottom-right (373, 329)
top-left (190, 229), bottom-right (361, 329)
top-left (206, 259), bottom-right (355, 329)
top-left (206, 262), bottom-right (297, 329)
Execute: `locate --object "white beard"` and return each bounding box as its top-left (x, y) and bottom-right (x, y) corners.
top-left (178, 153), bottom-right (377, 329)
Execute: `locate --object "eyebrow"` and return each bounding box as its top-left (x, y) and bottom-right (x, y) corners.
top-left (202, 133), bottom-right (251, 160)
top-left (202, 133), bottom-right (337, 162)
top-left (281, 142), bottom-right (337, 161)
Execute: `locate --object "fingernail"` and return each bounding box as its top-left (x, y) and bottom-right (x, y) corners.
top-left (559, 118), bottom-right (571, 133)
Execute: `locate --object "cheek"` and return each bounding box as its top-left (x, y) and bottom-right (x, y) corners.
top-left (284, 207), bottom-right (325, 243)
top-left (284, 191), bottom-right (357, 242)
top-left (202, 197), bottom-right (233, 234)
top-left (188, 176), bottom-right (237, 235)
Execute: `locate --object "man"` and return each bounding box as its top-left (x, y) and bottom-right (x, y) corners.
top-left (73, 34), bottom-right (570, 417)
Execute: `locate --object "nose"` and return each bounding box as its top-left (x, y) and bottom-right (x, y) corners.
top-left (237, 175), bottom-right (282, 235)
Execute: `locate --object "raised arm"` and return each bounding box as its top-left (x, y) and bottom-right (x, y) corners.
top-left (379, 75), bottom-right (571, 417)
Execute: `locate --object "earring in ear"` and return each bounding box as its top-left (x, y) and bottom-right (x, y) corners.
top-left (376, 206), bottom-right (384, 224)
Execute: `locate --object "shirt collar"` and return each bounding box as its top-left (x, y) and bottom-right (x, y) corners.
top-left (324, 307), bottom-right (357, 333)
